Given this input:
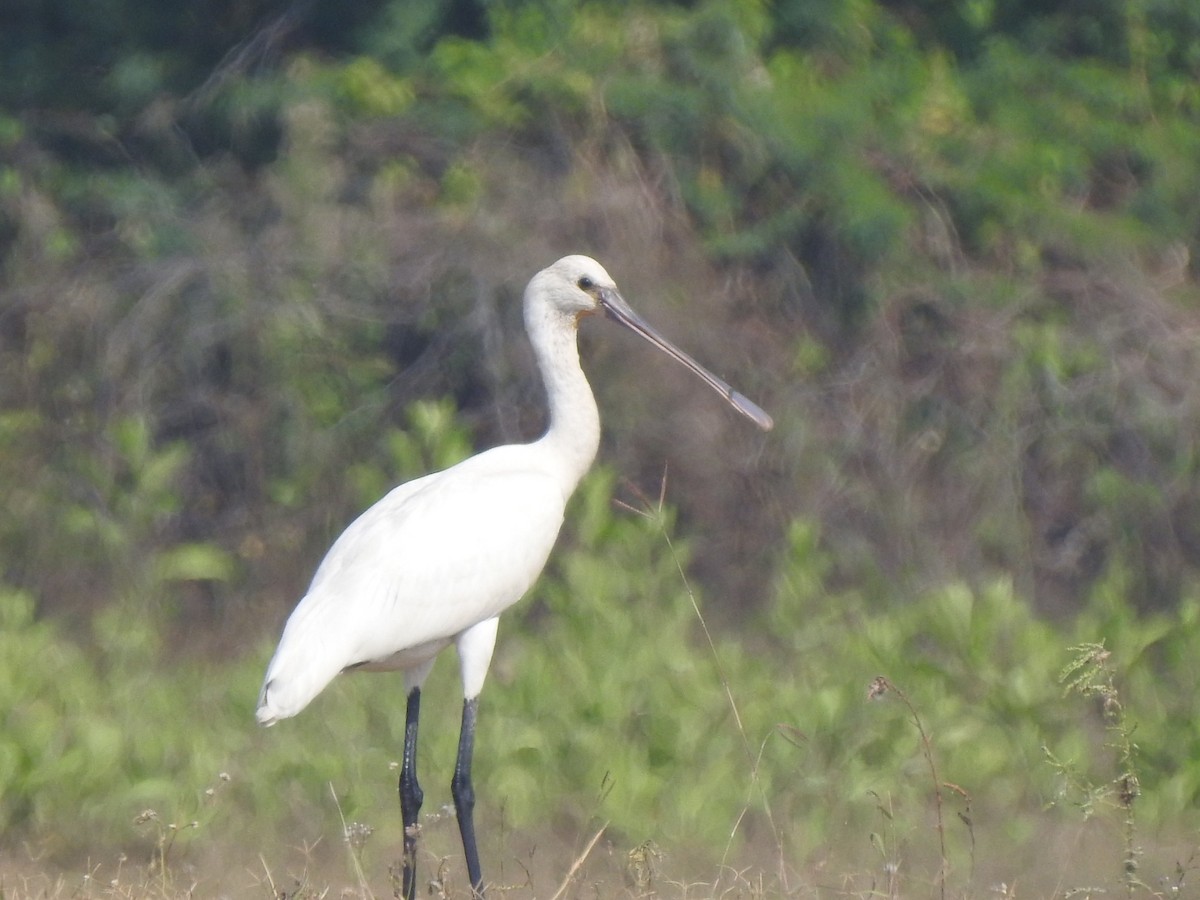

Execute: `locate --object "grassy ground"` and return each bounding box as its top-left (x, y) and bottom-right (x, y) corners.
top-left (3, 781), bottom-right (1195, 899)
top-left (2, 830), bottom-right (1193, 899)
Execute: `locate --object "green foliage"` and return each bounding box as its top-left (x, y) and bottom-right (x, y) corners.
top-left (5, 470), bottom-right (1200, 889)
top-left (0, 584), bottom-right (238, 846)
top-left (334, 57), bottom-right (416, 119)
top-left (933, 42), bottom-right (1192, 264)
top-left (487, 472), bottom-right (750, 845)
top-left (5, 0), bottom-right (1200, 889)
top-left (347, 399), bottom-right (475, 509)
top-left (762, 530), bottom-right (1057, 844)
top-left (759, 517), bottom-right (1200, 856)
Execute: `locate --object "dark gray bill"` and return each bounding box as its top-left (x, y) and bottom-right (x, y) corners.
top-left (600, 288), bottom-right (773, 431)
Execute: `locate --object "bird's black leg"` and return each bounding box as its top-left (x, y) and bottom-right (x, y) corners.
top-left (451, 695), bottom-right (484, 897)
top-left (399, 687), bottom-right (424, 900)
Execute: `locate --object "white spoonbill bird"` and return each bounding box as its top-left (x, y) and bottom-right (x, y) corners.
top-left (256, 255), bottom-right (771, 899)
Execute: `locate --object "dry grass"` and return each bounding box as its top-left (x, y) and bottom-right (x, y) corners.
top-left (6, 821), bottom-right (1197, 900)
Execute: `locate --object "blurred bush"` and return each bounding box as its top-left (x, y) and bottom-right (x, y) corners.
top-left (4, 460), bottom-right (1200, 874)
top-left (3, 0), bottom-right (1200, 879)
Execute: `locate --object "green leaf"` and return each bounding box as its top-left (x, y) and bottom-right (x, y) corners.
top-left (153, 543), bottom-right (236, 583)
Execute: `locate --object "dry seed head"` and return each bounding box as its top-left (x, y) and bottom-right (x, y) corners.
top-left (868, 676), bottom-right (889, 701)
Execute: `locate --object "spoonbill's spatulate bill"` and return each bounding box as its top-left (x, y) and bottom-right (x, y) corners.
top-left (256, 256), bottom-right (771, 899)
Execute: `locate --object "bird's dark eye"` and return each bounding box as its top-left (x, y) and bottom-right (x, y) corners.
top-left (577, 276), bottom-right (595, 291)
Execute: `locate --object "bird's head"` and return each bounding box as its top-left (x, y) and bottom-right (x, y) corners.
top-left (526, 255), bottom-right (774, 431)
top-left (531, 255), bottom-right (619, 321)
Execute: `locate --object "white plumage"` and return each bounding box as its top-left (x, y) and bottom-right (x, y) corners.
top-left (256, 255), bottom-right (771, 899)
top-left (256, 451), bottom-right (566, 720)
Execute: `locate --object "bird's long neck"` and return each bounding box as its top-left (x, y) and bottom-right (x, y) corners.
top-left (527, 306), bottom-right (601, 495)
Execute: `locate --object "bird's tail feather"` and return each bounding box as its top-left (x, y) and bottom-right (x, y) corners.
top-left (255, 607), bottom-right (347, 725)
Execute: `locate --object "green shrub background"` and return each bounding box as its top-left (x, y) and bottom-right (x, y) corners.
top-left (3, 0), bottom-right (1200, 893)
